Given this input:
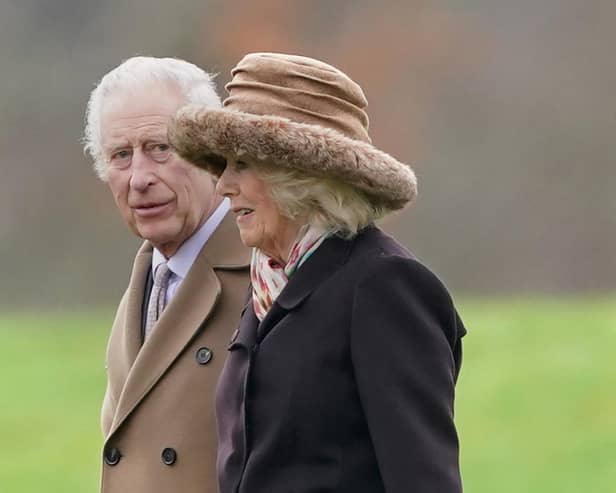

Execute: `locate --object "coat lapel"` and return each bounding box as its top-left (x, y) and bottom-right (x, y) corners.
top-left (256, 234), bottom-right (352, 343)
top-left (108, 212), bottom-right (250, 438)
top-left (105, 242), bottom-right (152, 410)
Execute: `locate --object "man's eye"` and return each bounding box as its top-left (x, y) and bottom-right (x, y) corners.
top-left (109, 149), bottom-right (133, 169)
top-left (234, 160), bottom-right (249, 170)
top-left (147, 142), bottom-right (173, 162)
top-left (145, 142), bottom-right (170, 152)
top-left (114, 150), bottom-right (131, 159)
top-left (109, 149), bottom-right (132, 167)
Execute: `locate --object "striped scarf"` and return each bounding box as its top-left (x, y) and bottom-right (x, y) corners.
top-left (251, 224), bottom-right (331, 321)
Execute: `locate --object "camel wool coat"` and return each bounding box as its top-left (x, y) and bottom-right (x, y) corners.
top-left (100, 213), bottom-right (250, 493)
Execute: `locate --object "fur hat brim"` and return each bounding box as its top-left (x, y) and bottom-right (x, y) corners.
top-left (170, 105), bottom-right (417, 211)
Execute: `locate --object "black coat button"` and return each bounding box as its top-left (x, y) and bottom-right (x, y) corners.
top-left (104, 446), bottom-right (121, 466)
top-left (161, 447), bottom-right (177, 466)
top-left (196, 346), bottom-right (213, 365)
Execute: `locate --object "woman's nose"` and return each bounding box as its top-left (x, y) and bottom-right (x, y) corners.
top-left (216, 167), bottom-right (237, 197)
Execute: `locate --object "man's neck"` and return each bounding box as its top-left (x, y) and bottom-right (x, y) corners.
top-left (151, 198), bottom-right (231, 278)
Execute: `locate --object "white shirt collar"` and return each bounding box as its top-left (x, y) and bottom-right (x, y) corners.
top-left (152, 198), bottom-right (230, 279)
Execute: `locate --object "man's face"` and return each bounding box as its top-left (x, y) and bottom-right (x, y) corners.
top-left (101, 82), bottom-right (219, 257)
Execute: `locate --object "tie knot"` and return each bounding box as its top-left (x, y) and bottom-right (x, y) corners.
top-left (153, 262), bottom-right (172, 288)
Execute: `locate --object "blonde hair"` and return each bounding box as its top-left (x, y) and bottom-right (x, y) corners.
top-left (253, 163), bottom-right (387, 238)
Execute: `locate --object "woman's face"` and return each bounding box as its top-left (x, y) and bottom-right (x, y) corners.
top-left (216, 158), bottom-right (304, 263)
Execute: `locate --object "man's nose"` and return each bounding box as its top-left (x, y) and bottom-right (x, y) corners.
top-left (129, 149), bottom-right (157, 191)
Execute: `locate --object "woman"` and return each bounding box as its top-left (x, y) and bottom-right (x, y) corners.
top-left (170, 53), bottom-right (466, 493)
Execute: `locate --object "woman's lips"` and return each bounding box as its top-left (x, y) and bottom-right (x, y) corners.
top-left (133, 202), bottom-right (171, 218)
top-left (233, 207), bottom-right (255, 225)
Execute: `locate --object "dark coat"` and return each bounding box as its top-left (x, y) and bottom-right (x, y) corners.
top-left (215, 226), bottom-right (466, 493)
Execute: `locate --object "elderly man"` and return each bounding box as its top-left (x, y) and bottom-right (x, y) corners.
top-left (83, 56), bottom-right (250, 493)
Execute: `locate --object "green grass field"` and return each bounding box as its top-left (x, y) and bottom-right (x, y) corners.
top-left (1, 299), bottom-right (614, 492)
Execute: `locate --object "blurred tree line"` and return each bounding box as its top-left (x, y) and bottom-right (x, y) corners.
top-left (0, 0), bottom-right (613, 308)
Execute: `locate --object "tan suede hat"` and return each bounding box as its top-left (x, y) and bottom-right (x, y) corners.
top-left (170, 52), bottom-right (417, 210)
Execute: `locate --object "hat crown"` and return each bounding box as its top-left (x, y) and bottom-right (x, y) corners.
top-left (224, 52), bottom-right (371, 143)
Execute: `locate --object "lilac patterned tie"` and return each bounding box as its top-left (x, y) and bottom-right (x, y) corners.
top-left (144, 263), bottom-right (172, 339)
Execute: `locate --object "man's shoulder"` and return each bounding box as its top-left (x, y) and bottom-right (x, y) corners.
top-left (199, 212), bottom-right (251, 269)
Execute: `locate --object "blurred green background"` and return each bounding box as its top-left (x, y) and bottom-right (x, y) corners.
top-left (2, 301), bottom-right (614, 492)
top-left (1, 0), bottom-right (613, 491)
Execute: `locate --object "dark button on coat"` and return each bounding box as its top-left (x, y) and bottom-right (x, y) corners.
top-left (104, 446), bottom-right (121, 466)
top-left (161, 447), bottom-right (177, 466)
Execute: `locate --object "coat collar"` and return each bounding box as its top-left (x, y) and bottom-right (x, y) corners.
top-left (204, 209), bottom-right (252, 269)
top-left (255, 233), bottom-right (352, 342)
top-left (275, 233), bottom-right (352, 309)
top-left (106, 212), bottom-right (249, 440)
top-left (117, 243), bottom-right (153, 373)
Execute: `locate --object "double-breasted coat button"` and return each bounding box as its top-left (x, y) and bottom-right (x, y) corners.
top-left (104, 446), bottom-right (121, 466)
top-left (196, 346), bottom-right (213, 365)
top-left (161, 447), bottom-right (177, 466)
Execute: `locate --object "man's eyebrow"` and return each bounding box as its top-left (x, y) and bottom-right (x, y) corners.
top-left (103, 134), bottom-right (129, 146)
top-left (104, 132), bottom-right (168, 150)
top-left (103, 141), bottom-right (130, 153)
top-left (141, 134), bottom-right (169, 143)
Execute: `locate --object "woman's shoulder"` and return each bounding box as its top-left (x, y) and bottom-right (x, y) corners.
top-left (346, 226), bottom-right (454, 305)
top-left (348, 225), bottom-right (413, 258)
top-left (345, 226), bottom-right (467, 345)
top-left (348, 225), bottom-right (423, 266)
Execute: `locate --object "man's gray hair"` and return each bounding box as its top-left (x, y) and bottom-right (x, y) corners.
top-left (83, 56), bottom-right (221, 180)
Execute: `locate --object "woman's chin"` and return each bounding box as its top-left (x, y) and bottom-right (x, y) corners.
top-left (238, 230), bottom-right (259, 249)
